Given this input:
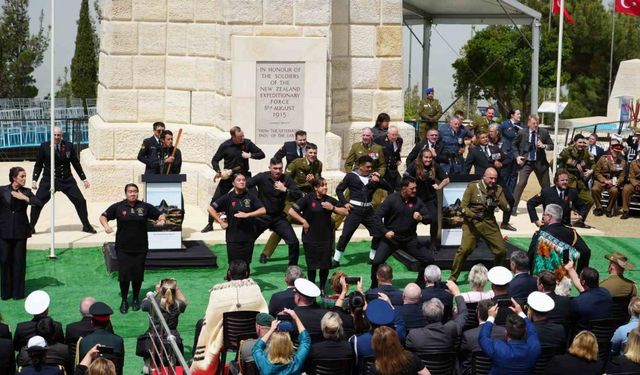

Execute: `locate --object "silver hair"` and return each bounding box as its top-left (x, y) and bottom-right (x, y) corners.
top-left (422, 298), bottom-right (444, 323)
top-left (388, 125), bottom-right (399, 133)
top-left (285, 265), bottom-right (304, 284)
top-left (423, 265), bottom-right (442, 284)
top-left (320, 311), bottom-right (344, 340)
top-left (79, 297), bottom-right (96, 316)
top-left (545, 204), bottom-right (563, 224)
top-left (362, 127), bottom-right (373, 134)
top-left (489, 123), bottom-right (499, 131)
top-left (467, 264), bottom-right (489, 289)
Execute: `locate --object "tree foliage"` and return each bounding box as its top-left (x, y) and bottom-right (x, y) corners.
top-left (0, 0), bottom-right (49, 98)
top-left (70, 0), bottom-right (98, 99)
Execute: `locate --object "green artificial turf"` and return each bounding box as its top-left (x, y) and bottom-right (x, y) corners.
top-left (1, 236), bottom-right (638, 374)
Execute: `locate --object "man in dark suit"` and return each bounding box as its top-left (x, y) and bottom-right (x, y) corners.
top-left (587, 134), bottom-right (605, 162)
top-left (65, 297), bottom-right (112, 372)
top-left (527, 169), bottom-right (590, 228)
top-left (459, 299), bottom-right (506, 375)
top-left (14, 291), bottom-right (64, 351)
top-left (406, 280), bottom-right (467, 352)
top-left (421, 265), bottom-right (453, 322)
top-left (406, 128), bottom-right (443, 167)
top-left (528, 291), bottom-right (566, 349)
top-left (512, 114), bottom-right (554, 215)
top-left (77, 302), bottom-right (124, 375)
top-left (374, 125), bottom-right (403, 191)
top-left (273, 130), bottom-right (308, 166)
top-left (0, 336), bottom-right (14, 374)
top-left (366, 263), bottom-right (403, 306)
top-left (565, 264), bottom-right (613, 329)
top-left (396, 283), bottom-right (427, 330)
top-left (137, 121), bottom-right (165, 174)
top-left (268, 265), bottom-right (303, 316)
top-left (537, 270), bottom-right (571, 324)
top-left (293, 278), bottom-right (328, 344)
top-left (143, 130), bottom-right (182, 175)
top-left (30, 127), bottom-right (95, 234)
top-left (508, 251), bottom-right (538, 307)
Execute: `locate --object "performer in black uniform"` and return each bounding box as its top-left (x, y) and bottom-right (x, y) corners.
top-left (137, 121), bottom-right (165, 175)
top-left (332, 156), bottom-right (389, 267)
top-left (100, 183), bottom-right (166, 314)
top-left (405, 148), bottom-right (449, 252)
top-left (0, 167), bottom-right (41, 300)
top-left (208, 173), bottom-right (266, 271)
top-left (30, 127), bottom-right (95, 234)
top-left (370, 176), bottom-right (434, 288)
top-left (143, 129), bottom-right (182, 175)
top-left (288, 178), bottom-right (349, 290)
top-left (249, 159), bottom-right (303, 266)
top-left (202, 126), bottom-right (265, 233)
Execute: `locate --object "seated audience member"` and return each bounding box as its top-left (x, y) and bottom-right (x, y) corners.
top-left (600, 251), bottom-right (637, 298)
top-left (321, 271), bottom-right (346, 308)
top-left (396, 283), bottom-right (428, 330)
top-left (14, 291), bottom-right (64, 351)
top-left (307, 312), bottom-right (354, 363)
top-left (527, 291), bottom-right (565, 349)
top-left (565, 263), bottom-right (613, 328)
top-left (350, 298), bottom-right (406, 359)
top-left (536, 270), bottom-right (571, 324)
top-left (74, 344), bottom-right (116, 375)
top-left (371, 326), bottom-right (429, 375)
top-left (607, 328), bottom-right (640, 374)
top-left (0, 331), bottom-right (14, 374)
top-left (611, 296), bottom-right (640, 356)
top-left (459, 299), bottom-right (506, 375)
top-left (545, 330), bottom-right (602, 374)
top-left (18, 317), bottom-right (70, 371)
top-left (252, 309), bottom-right (310, 375)
top-left (236, 313), bottom-right (273, 371)
top-left (488, 266), bottom-right (513, 325)
top-left (366, 264), bottom-right (403, 306)
top-left (507, 251), bottom-right (537, 306)
top-left (77, 302), bottom-right (124, 375)
top-left (330, 276), bottom-right (362, 338)
top-left (269, 266), bottom-right (304, 316)
top-left (421, 265), bottom-right (453, 322)
top-left (293, 278), bottom-right (327, 344)
top-left (191, 259), bottom-right (268, 375)
top-left (459, 264), bottom-right (494, 303)
top-left (66, 296), bottom-right (109, 372)
top-left (0, 312), bottom-right (11, 339)
top-left (406, 280), bottom-right (467, 352)
top-left (343, 290), bottom-right (368, 339)
top-left (16, 336), bottom-right (64, 375)
top-left (479, 299), bottom-right (541, 374)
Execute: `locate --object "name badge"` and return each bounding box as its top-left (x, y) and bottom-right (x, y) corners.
top-left (458, 138), bottom-right (463, 145)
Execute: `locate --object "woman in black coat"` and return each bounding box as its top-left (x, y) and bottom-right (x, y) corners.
top-left (545, 330), bottom-right (602, 374)
top-left (606, 327), bottom-right (640, 374)
top-left (0, 167), bottom-right (41, 300)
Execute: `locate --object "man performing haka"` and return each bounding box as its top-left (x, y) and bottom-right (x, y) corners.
top-left (449, 168), bottom-right (511, 282)
top-left (201, 126), bottom-right (265, 233)
top-left (332, 156), bottom-right (390, 268)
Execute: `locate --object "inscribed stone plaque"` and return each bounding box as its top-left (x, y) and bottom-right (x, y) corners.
top-left (255, 62), bottom-right (305, 144)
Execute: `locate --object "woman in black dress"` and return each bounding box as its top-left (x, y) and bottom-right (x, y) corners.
top-left (288, 178), bottom-right (349, 291)
top-left (0, 166), bottom-right (41, 300)
top-left (100, 183), bottom-right (166, 314)
top-left (208, 173), bottom-right (266, 271)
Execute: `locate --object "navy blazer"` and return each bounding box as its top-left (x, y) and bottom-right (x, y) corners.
top-left (396, 303), bottom-right (427, 330)
top-left (508, 273), bottom-right (538, 306)
top-left (268, 288), bottom-right (296, 316)
top-left (499, 120), bottom-right (523, 153)
top-left (545, 292), bottom-right (572, 324)
top-left (365, 284), bottom-right (403, 306)
top-left (422, 286), bottom-right (453, 322)
top-left (137, 136), bottom-right (162, 175)
top-left (479, 317), bottom-right (541, 374)
top-left (0, 185), bottom-right (41, 241)
top-left (588, 144), bottom-right (605, 162)
top-left (571, 287), bottom-right (612, 328)
top-left (273, 141), bottom-right (305, 166)
top-left (464, 144), bottom-right (513, 177)
top-left (526, 186), bottom-right (589, 225)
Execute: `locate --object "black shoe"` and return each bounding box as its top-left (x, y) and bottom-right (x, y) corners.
top-left (201, 223), bottom-right (214, 233)
top-left (259, 254), bottom-right (268, 264)
top-left (82, 226), bottom-right (97, 234)
top-left (606, 210), bottom-right (614, 218)
top-left (500, 223), bottom-right (517, 231)
top-left (31, 227), bottom-right (36, 235)
top-left (131, 298), bottom-right (140, 311)
top-left (366, 258), bottom-right (373, 265)
top-left (119, 300), bottom-right (129, 314)
top-left (573, 221), bottom-right (591, 229)
top-left (511, 209), bottom-right (518, 217)
top-left (621, 212), bottom-right (630, 220)
top-left (331, 260), bottom-right (340, 269)
top-left (593, 208), bottom-right (604, 216)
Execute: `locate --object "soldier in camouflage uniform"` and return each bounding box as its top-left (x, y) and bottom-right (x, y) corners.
top-left (259, 143), bottom-right (323, 263)
top-left (592, 141), bottom-right (627, 217)
top-left (418, 87), bottom-right (443, 141)
top-left (557, 134), bottom-right (595, 209)
top-left (449, 168), bottom-right (510, 282)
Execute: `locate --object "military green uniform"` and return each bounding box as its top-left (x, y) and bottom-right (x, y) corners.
top-left (468, 118), bottom-right (492, 137)
top-left (449, 180), bottom-right (510, 281)
top-left (418, 97), bottom-right (443, 140)
top-left (592, 154), bottom-right (627, 213)
top-left (600, 274), bottom-right (637, 297)
top-left (78, 329), bottom-right (125, 374)
top-left (557, 145), bottom-right (595, 207)
top-left (261, 157), bottom-right (323, 258)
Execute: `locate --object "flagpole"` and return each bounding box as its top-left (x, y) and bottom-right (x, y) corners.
top-left (608, 8), bottom-right (616, 98)
top-left (548, 0), bottom-right (553, 32)
top-left (552, 0), bottom-right (565, 173)
top-left (49, 0), bottom-right (57, 259)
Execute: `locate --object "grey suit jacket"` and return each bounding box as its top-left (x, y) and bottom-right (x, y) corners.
top-left (512, 127), bottom-right (554, 166)
top-left (405, 295), bottom-right (467, 352)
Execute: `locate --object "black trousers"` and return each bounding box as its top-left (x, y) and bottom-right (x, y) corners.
top-left (370, 236), bottom-right (434, 288)
top-left (30, 177), bottom-right (90, 229)
top-left (0, 238), bottom-right (27, 300)
top-left (255, 215), bottom-right (300, 265)
top-left (424, 198), bottom-right (439, 245)
top-left (336, 206), bottom-right (381, 252)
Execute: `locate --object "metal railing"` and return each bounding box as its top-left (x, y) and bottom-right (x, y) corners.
top-left (144, 291), bottom-right (192, 375)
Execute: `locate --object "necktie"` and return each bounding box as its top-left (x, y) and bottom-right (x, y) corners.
top-left (56, 143), bottom-right (60, 152)
top-left (559, 190), bottom-right (564, 200)
top-left (528, 131), bottom-right (537, 161)
top-left (298, 147), bottom-right (303, 157)
top-left (483, 146), bottom-right (490, 158)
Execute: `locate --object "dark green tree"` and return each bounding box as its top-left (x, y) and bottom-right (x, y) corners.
top-left (70, 0), bottom-right (98, 100)
top-left (0, 0), bottom-right (49, 98)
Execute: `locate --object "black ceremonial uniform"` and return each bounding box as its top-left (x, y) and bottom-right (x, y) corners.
top-left (146, 146), bottom-right (182, 175)
top-left (101, 200), bottom-right (161, 284)
top-left (293, 193), bottom-right (343, 270)
top-left (370, 192), bottom-right (434, 287)
top-left (137, 135), bottom-right (162, 175)
top-left (273, 141), bottom-right (305, 166)
top-left (30, 140), bottom-right (92, 231)
top-left (212, 190), bottom-right (264, 267)
top-left (0, 185), bottom-right (41, 300)
top-left (249, 172), bottom-right (302, 265)
top-left (374, 134), bottom-right (403, 191)
top-left (405, 163), bottom-right (448, 247)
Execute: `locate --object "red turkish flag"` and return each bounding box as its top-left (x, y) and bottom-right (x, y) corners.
top-left (616, 0), bottom-right (640, 16)
top-left (552, 0), bottom-right (575, 25)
